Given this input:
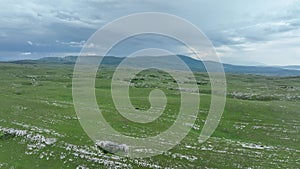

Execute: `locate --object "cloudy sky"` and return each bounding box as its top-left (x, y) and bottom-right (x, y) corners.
top-left (0, 0), bottom-right (299, 65)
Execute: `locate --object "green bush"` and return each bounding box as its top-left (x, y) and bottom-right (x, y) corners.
top-left (0, 132), bottom-right (16, 140)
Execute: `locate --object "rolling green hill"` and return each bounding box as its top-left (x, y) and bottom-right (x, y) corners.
top-left (0, 61), bottom-right (299, 168)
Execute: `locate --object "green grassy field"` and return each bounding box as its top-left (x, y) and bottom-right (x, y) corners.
top-left (0, 63), bottom-right (299, 168)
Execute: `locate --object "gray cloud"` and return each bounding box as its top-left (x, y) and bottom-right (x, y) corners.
top-left (0, 0), bottom-right (299, 65)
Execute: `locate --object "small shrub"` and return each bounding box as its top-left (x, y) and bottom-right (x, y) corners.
top-left (0, 131), bottom-right (16, 140)
top-left (0, 131), bottom-right (4, 138)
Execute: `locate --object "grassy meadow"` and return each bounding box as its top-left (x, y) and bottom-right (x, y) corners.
top-left (0, 62), bottom-right (299, 168)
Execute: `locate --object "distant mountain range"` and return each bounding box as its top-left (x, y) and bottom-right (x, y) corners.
top-left (8, 55), bottom-right (300, 76)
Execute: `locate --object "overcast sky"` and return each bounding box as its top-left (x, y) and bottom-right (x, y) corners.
top-left (0, 0), bottom-right (299, 65)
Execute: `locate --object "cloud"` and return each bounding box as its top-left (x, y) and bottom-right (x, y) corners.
top-left (202, 0), bottom-right (300, 65)
top-left (56, 40), bottom-right (86, 48)
top-left (0, 0), bottom-right (172, 54)
top-left (21, 52), bottom-right (32, 55)
top-left (0, 0), bottom-right (299, 64)
top-left (27, 41), bottom-right (33, 45)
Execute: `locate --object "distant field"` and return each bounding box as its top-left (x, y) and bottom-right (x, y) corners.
top-left (0, 62), bottom-right (299, 168)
